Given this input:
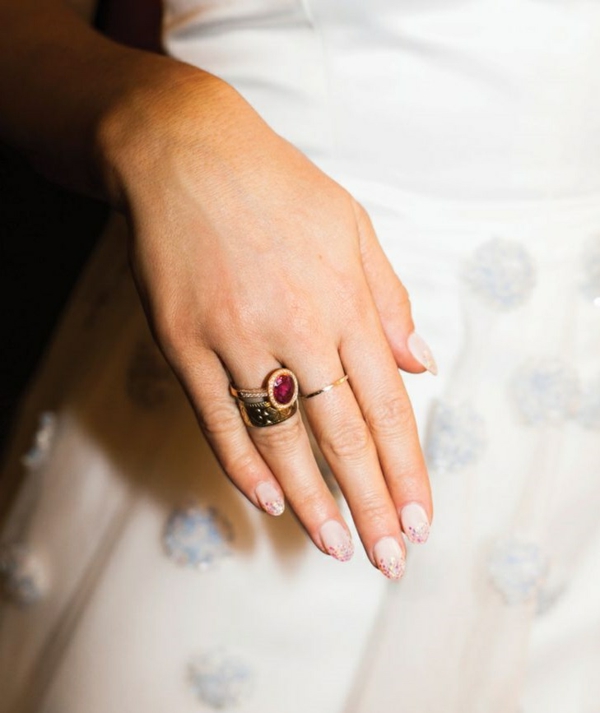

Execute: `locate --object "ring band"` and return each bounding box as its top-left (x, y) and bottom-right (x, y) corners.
top-left (302, 374), bottom-right (349, 400)
top-left (237, 400), bottom-right (298, 428)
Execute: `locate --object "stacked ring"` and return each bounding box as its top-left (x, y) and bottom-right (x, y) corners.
top-left (230, 368), bottom-right (350, 427)
top-left (230, 368), bottom-right (299, 428)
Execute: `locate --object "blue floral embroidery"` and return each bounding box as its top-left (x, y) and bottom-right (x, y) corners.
top-left (488, 538), bottom-right (548, 605)
top-left (577, 374), bottom-right (600, 430)
top-left (580, 234), bottom-right (600, 306)
top-left (511, 358), bottom-right (579, 425)
top-left (21, 411), bottom-right (57, 470)
top-left (125, 339), bottom-right (173, 409)
top-left (425, 400), bottom-right (486, 474)
top-left (188, 651), bottom-right (253, 709)
top-left (463, 237), bottom-right (536, 310)
top-left (163, 506), bottom-right (234, 570)
top-left (0, 543), bottom-right (46, 606)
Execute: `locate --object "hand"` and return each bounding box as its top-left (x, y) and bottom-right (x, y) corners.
top-left (101, 68), bottom-right (435, 579)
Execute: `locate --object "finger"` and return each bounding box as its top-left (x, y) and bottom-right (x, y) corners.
top-left (172, 348), bottom-right (287, 517)
top-left (339, 302), bottom-right (433, 546)
top-left (223, 351), bottom-right (356, 563)
top-left (294, 352), bottom-right (408, 580)
top-left (353, 200), bottom-right (438, 376)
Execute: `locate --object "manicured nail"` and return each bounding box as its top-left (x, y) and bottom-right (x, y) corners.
top-left (400, 503), bottom-right (431, 544)
top-left (407, 331), bottom-right (438, 375)
top-left (373, 537), bottom-right (406, 580)
top-left (255, 482), bottom-right (285, 516)
top-left (320, 520), bottom-right (354, 562)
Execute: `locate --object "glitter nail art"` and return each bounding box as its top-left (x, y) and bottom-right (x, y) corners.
top-left (327, 539), bottom-right (355, 562)
top-left (320, 520), bottom-right (354, 562)
top-left (374, 537), bottom-right (406, 580)
top-left (378, 554), bottom-right (406, 580)
top-left (263, 500), bottom-right (285, 516)
top-left (400, 503), bottom-right (431, 545)
top-left (255, 482), bottom-right (285, 516)
top-left (406, 521), bottom-right (430, 544)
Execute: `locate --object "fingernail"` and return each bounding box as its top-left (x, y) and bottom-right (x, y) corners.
top-left (320, 520), bottom-right (354, 562)
top-left (400, 503), bottom-right (431, 544)
top-left (407, 331), bottom-right (438, 375)
top-left (255, 482), bottom-right (285, 516)
top-left (373, 537), bottom-right (406, 580)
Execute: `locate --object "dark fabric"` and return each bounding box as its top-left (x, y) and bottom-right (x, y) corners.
top-left (0, 143), bottom-right (108, 458)
top-left (0, 0), bottom-right (162, 458)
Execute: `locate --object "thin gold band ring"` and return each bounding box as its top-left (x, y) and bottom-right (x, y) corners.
top-left (302, 374), bottom-right (349, 400)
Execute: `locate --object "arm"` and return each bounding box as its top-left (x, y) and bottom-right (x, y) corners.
top-left (0, 0), bottom-right (194, 200)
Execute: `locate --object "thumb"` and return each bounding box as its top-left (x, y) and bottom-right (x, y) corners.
top-left (353, 200), bottom-right (438, 376)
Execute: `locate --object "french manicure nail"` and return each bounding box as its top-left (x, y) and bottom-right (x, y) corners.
top-left (407, 331), bottom-right (438, 375)
top-left (400, 503), bottom-right (431, 544)
top-left (373, 537), bottom-right (406, 580)
top-left (255, 482), bottom-right (285, 516)
top-left (320, 520), bottom-right (354, 562)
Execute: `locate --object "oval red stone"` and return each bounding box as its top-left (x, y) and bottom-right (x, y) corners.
top-left (272, 374), bottom-right (295, 405)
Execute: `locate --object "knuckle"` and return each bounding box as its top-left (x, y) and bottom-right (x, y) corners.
top-left (357, 493), bottom-right (393, 530)
top-left (321, 419), bottom-right (371, 462)
top-left (221, 450), bottom-right (258, 484)
top-left (197, 400), bottom-right (241, 440)
top-left (364, 395), bottom-right (414, 440)
top-left (252, 414), bottom-right (304, 454)
top-left (292, 483), bottom-right (328, 515)
top-left (393, 278), bottom-right (412, 312)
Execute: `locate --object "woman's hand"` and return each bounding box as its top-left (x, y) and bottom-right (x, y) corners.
top-left (101, 69), bottom-right (435, 579)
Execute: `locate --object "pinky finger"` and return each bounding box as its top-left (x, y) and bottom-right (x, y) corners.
top-left (174, 349), bottom-right (286, 517)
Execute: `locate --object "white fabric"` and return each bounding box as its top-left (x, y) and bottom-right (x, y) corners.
top-left (1, 2), bottom-right (600, 712)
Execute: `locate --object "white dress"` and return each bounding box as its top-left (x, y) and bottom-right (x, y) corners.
top-left (1, 2), bottom-right (599, 712)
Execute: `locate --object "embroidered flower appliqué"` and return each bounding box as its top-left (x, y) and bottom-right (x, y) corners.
top-left (511, 358), bottom-right (580, 425)
top-left (188, 651), bottom-right (253, 709)
top-left (463, 237), bottom-right (536, 310)
top-left (21, 411), bottom-right (57, 470)
top-left (163, 506), bottom-right (234, 570)
top-left (580, 234), bottom-right (600, 306)
top-left (0, 543), bottom-right (47, 606)
top-left (425, 400), bottom-right (486, 474)
top-left (488, 538), bottom-right (548, 605)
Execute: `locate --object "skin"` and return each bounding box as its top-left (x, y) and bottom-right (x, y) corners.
top-left (0, 0), bottom-right (433, 576)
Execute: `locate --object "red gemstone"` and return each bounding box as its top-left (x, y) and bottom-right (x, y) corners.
top-left (272, 374), bottom-right (295, 405)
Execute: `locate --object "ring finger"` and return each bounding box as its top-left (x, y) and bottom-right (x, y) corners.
top-left (296, 354), bottom-right (407, 580)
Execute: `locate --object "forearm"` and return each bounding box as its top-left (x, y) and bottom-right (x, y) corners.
top-left (0, 0), bottom-right (202, 204)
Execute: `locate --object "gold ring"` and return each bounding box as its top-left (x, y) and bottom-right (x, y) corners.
top-left (237, 400), bottom-right (298, 428)
top-left (230, 367), bottom-right (299, 427)
top-left (301, 374), bottom-right (349, 400)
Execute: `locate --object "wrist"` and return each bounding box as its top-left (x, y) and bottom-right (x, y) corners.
top-left (94, 59), bottom-right (240, 211)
